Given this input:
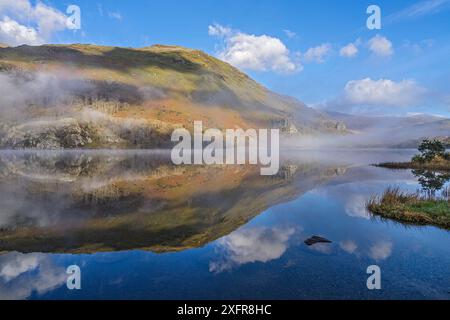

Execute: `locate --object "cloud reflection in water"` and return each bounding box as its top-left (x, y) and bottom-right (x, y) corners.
top-left (210, 227), bottom-right (295, 273)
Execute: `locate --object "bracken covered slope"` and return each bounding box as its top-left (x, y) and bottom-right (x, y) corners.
top-left (0, 44), bottom-right (345, 149)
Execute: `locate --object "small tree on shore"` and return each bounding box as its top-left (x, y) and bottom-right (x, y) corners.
top-left (415, 139), bottom-right (446, 162)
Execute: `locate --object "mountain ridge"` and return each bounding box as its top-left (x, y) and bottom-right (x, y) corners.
top-left (0, 43), bottom-right (345, 149)
top-left (325, 111), bottom-right (450, 147)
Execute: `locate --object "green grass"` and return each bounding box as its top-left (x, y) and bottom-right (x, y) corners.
top-left (367, 187), bottom-right (450, 229)
top-left (409, 200), bottom-right (450, 216)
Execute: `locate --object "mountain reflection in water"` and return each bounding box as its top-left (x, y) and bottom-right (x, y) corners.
top-left (0, 150), bottom-right (346, 253)
top-left (0, 149), bottom-right (449, 300)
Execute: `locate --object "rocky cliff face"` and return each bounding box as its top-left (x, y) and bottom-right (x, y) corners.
top-left (0, 115), bottom-right (175, 149)
top-left (1, 119), bottom-right (95, 149)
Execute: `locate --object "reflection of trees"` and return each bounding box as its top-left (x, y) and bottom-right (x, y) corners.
top-left (412, 169), bottom-right (450, 196)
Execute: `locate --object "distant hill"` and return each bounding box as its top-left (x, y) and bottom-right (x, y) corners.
top-left (326, 111), bottom-right (450, 148)
top-left (0, 44), bottom-right (344, 149)
top-left (327, 111), bottom-right (446, 132)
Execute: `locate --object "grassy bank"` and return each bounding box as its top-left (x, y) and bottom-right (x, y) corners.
top-left (376, 157), bottom-right (450, 171)
top-left (367, 187), bottom-right (450, 229)
top-left (376, 139), bottom-right (450, 171)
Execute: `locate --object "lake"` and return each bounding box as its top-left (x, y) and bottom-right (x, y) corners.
top-left (0, 149), bottom-right (449, 300)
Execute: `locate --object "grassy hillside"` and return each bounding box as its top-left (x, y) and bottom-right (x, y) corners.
top-left (0, 44), bottom-right (345, 149)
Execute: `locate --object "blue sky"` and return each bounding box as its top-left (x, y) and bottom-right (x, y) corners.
top-left (1, 0), bottom-right (450, 116)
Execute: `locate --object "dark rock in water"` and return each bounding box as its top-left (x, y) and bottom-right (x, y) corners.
top-left (304, 236), bottom-right (332, 246)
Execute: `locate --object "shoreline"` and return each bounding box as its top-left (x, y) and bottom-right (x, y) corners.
top-left (374, 160), bottom-right (450, 171)
top-left (367, 187), bottom-right (450, 230)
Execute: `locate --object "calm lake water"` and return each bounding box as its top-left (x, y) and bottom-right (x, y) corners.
top-left (0, 149), bottom-right (449, 300)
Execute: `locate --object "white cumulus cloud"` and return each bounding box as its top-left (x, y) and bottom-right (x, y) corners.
top-left (0, 16), bottom-right (41, 45)
top-left (340, 42), bottom-right (358, 58)
top-left (344, 78), bottom-right (426, 107)
top-left (368, 35), bottom-right (394, 57)
top-left (303, 43), bottom-right (332, 63)
top-left (317, 78), bottom-right (430, 114)
top-left (208, 23), bottom-right (232, 37)
top-left (283, 29), bottom-right (297, 38)
top-left (209, 23), bottom-right (299, 73)
top-left (0, 0), bottom-right (71, 46)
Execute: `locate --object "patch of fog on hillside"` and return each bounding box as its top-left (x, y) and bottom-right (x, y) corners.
top-left (282, 117), bottom-right (449, 149)
top-left (0, 71), bottom-right (92, 120)
top-left (0, 70), bottom-right (167, 121)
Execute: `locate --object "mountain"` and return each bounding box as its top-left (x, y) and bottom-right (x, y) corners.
top-left (0, 44), bottom-right (345, 149)
top-left (326, 111), bottom-right (450, 147)
top-left (327, 111), bottom-right (447, 132)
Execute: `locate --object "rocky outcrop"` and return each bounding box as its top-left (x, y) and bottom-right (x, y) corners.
top-left (0, 110), bottom-right (176, 149)
top-left (1, 119), bottom-right (96, 149)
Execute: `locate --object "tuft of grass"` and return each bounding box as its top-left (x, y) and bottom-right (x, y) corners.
top-left (367, 187), bottom-right (450, 229)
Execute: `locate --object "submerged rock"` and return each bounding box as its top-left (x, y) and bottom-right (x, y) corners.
top-left (304, 236), bottom-right (332, 246)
